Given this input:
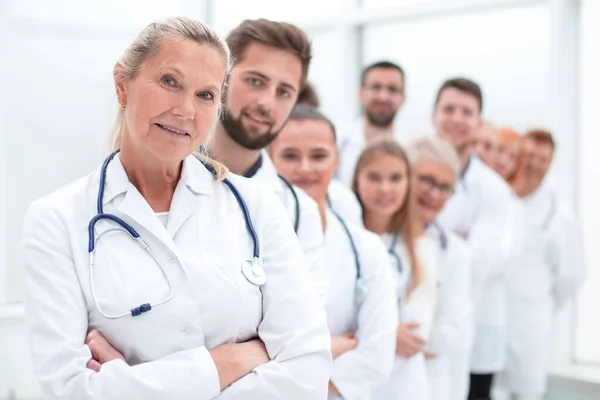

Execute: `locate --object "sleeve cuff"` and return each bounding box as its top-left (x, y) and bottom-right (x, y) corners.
top-left (194, 346), bottom-right (221, 398)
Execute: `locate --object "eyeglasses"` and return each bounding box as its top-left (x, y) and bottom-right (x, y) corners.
top-left (363, 83), bottom-right (404, 96)
top-left (417, 175), bottom-right (455, 199)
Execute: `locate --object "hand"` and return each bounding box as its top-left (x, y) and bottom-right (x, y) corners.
top-left (331, 333), bottom-right (358, 359)
top-left (209, 338), bottom-right (270, 390)
top-left (424, 352), bottom-right (437, 359)
top-left (236, 339), bottom-right (271, 373)
top-left (86, 330), bottom-right (126, 372)
top-left (328, 381), bottom-right (341, 396)
top-left (396, 322), bottom-right (426, 359)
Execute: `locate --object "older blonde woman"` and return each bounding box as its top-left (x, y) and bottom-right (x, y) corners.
top-left (22, 17), bottom-right (331, 400)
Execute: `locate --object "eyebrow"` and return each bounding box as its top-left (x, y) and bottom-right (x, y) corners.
top-left (244, 70), bottom-right (298, 93)
top-left (160, 65), bottom-right (221, 93)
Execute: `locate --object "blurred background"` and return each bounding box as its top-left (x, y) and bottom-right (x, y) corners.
top-left (0, 0), bottom-right (599, 398)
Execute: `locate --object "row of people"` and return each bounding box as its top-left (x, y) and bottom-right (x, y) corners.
top-left (20, 15), bottom-right (583, 400)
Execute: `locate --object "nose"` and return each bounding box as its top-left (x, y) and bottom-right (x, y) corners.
top-left (173, 93), bottom-right (195, 120)
top-left (255, 87), bottom-right (277, 115)
top-left (298, 157), bottom-right (312, 172)
top-left (380, 179), bottom-right (393, 193)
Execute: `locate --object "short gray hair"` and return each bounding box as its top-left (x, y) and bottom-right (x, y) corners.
top-left (406, 136), bottom-right (461, 178)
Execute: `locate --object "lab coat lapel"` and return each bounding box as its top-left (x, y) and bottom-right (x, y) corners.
top-left (253, 151), bottom-right (284, 196)
top-left (166, 156), bottom-right (213, 238)
top-left (118, 184), bottom-right (179, 258)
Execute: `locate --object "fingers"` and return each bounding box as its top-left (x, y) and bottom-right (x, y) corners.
top-left (88, 339), bottom-right (106, 363)
top-left (86, 330), bottom-right (111, 348)
top-left (86, 358), bottom-right (101, 372)
top-left (404, 322), bottom-right (421, 330)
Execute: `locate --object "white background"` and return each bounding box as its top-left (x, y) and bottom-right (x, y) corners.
top-left (1, 0), bottom-right (599, 397)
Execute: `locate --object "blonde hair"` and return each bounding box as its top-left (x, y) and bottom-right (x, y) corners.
top-left (352, 136), bottom-right (424, 294)
top-left (109, 17), bottom-right (230, 179)
top-left (406, 136), bottom-right (461, 179)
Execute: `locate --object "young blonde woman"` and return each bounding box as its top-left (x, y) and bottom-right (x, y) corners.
top-left (352, 137), bottom-right (440, 400)
top-left (270, 105), bottom-right (398, 400)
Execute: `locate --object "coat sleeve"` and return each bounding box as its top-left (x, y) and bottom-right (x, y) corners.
top-left (293, 190), bottom-right (329, 301)
top-left (329, 233), bottom-right (398, 400)
top-left (426, 238), bottom-right (472, 356)
top-left (23, 200), bottom-right (221, 400)
top-left (548, 211), bottom-right (585, 310)
top-left (216, 191), bottom-right (332, 399)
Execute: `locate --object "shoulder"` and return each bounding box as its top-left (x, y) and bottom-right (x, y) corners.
top-left (327, 180), bottom-right (363, 224)
top-left (470, 157), bottom-right (511, 197)
top-left (226, 172), bottom-right (287, 216)
top-left (26, 169), bottom-right (97, 223)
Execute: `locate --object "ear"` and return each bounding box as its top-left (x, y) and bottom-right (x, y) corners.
top-left (113, 64), bottom-right (128, 107)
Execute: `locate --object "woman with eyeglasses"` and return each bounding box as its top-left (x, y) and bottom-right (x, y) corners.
top-left (402, 137), bottom-right (472, 400)
top-left (352, 136), bottom-right (439, 400)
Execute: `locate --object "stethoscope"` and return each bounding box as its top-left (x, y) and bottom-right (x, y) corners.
top-left (88, 150), bottom-right (265, 319)
top-left (243, 154), bottom-right (300, 233)
top-left (387, 234), bottom-right (403, 273)
top-left (328, 207), bottom-right (361, 279)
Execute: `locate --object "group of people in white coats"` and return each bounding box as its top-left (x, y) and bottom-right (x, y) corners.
top-left (19, 15), bottom-right (583, 400)
top-left (329, 60), bottom-right (584, 400)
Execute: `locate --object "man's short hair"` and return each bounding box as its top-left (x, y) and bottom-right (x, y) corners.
top-left (227, 19), bottom-right (312, 85)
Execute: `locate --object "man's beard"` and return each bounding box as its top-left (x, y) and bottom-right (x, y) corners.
top-left (365, 108), bottom-right (397, 128)
top-left (220, 108), bottom-right (280, 150)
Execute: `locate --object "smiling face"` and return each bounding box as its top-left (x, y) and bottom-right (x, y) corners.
top-left (411, 160), bottom-right (456, 225)
top-left (270, 118), bottom-right (337, 204)
top-left (221, 42), bottom-right (303, 150)
top-left (115, 38), bottom-right (226, 162)
top-left (475, 122), bottom-right (498, 167)
top-left (433, 87), bottom-right (481, 151)
top-left (359, 67), bottom-right (405, 128)
top-left (493, 138), bottom-right (521, 181)
top-left (355, 153), bottom-right (410, 221)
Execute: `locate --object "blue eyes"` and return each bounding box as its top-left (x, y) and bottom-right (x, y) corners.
top-left (161, 75), bottom-right (215, 101)
top-left (162, 76), bottom-right (175, 86)
top-left (198, 92), bottom-right (214, 101)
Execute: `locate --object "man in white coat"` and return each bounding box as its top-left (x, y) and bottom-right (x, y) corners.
top-left (500, 129), bottom-right (585, 400)
top-left (208, 19), bottom-right (329, 299)
top-left (336, 61), bottom-right (406, 187)
top-left (433, 78), bottom-right (513, 400)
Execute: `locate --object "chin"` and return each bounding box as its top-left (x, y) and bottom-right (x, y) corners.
top-left (149, 143), bottom-right (191, 163)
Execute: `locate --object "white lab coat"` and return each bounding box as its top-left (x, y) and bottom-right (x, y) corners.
top-left (253, 151), bottom-right (329, 299)
top-left (22, 154), bottom-right (332, 400)
top-left (327, 180), bottom-right (364, 227)
top-left (372, 235), bottom-right (439, 400)
top-left (469, 195), bottom-right (529, 374)
top-left (425, 224), bottom-right (471, 400)
top-left (325, 210), bottom-right (397, 400)
top-left (498, 184), bottom-right (584, 395)
top-left (438, 156), bottom-right (512, 399)
top-left (336, 118), bottom-right (403, 187)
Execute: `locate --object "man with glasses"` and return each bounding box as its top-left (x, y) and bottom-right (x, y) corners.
top-left (336, 61), bottom-right (406, 186)
top-left (433, 78), bottom-right (513, 400)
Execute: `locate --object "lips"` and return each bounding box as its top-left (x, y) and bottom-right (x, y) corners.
top-left (244, 113), bottom-right (271, 126)
top-left (155, 123), bottom-right (190, 137)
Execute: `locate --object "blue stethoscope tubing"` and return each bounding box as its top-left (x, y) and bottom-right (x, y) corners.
top-left (88, 150), bottom-right (263, 319)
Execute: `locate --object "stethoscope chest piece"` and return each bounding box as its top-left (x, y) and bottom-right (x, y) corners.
top-left (241, 259), bottom-right (266, 286)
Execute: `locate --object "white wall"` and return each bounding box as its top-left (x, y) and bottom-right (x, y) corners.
top-left (575, 0), bottom-right (600, 365)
